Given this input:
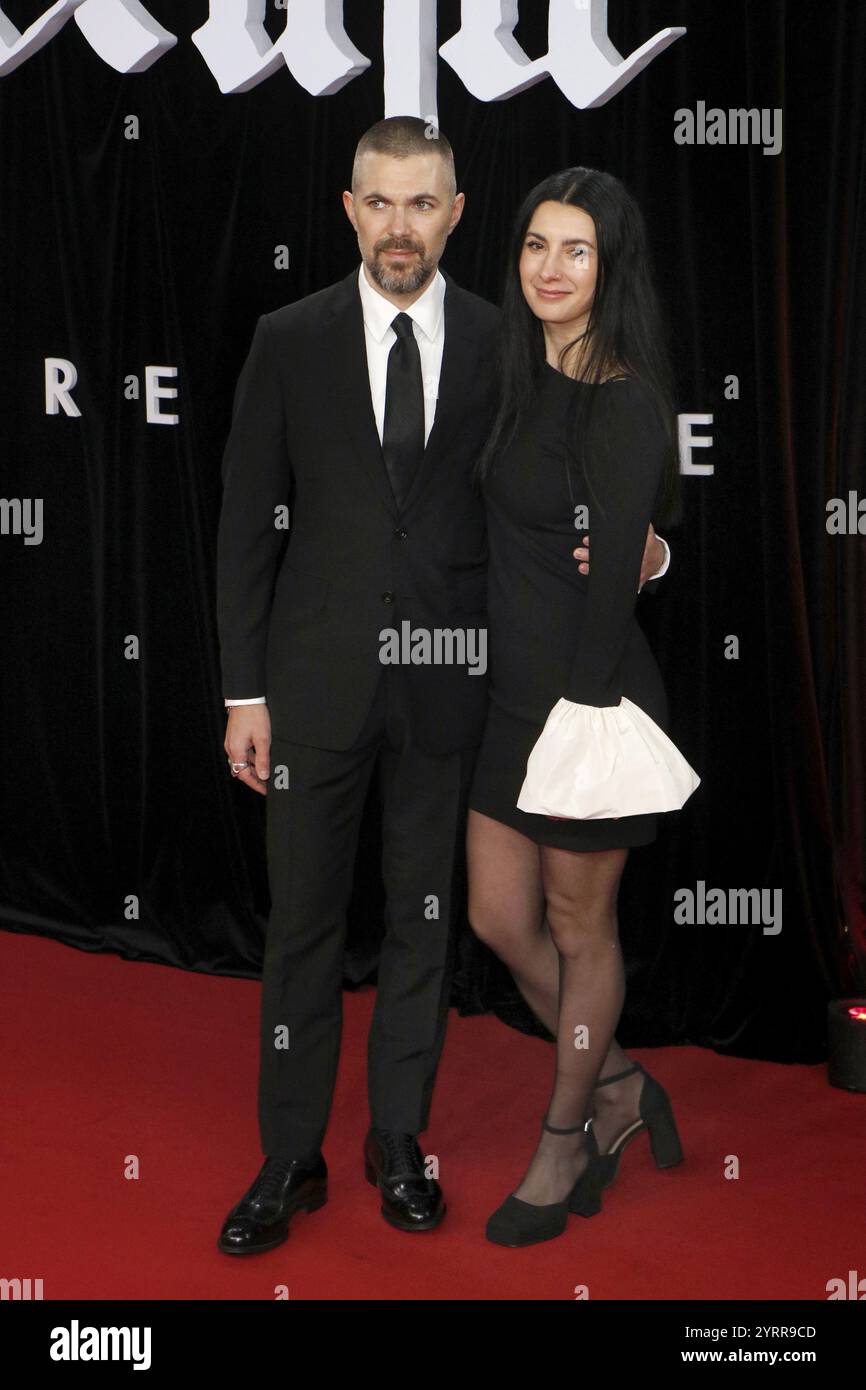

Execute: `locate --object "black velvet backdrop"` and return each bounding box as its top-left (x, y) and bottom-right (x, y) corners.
top-left (0, 2), bottom-right (863, 1062)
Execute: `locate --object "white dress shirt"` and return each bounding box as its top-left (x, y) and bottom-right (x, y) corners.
top-left (357, 261), bottom-right (446, 446)
top-left (224, 268), bottom-right (670, 707)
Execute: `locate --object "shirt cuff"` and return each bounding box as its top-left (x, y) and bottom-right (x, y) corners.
top-left (516, 696), bottom-right (700, 819)
top-left (225, 696), bottom-right (267, 706)
top-left (642, 535), bottom-right (670, 585)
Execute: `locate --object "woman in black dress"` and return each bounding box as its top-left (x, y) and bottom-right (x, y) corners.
top-left (467, 168), bottom-right (700, 1247)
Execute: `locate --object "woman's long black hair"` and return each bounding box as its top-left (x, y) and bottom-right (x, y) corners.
top-left (475, 167), bottom-right (682, 530)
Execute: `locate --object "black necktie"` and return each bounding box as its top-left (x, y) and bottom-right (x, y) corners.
top-left (381, 312), bottom-right (424, 510)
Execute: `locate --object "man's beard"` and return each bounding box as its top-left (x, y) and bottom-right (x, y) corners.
top-left (366, 240), bottom-right (435, 294)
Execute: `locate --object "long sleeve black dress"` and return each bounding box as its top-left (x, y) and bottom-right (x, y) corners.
top-left (468, 361), bottom-right (679, 850)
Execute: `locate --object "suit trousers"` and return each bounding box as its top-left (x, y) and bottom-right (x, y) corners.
top-left (258, 664), bottom-right (478, 1158)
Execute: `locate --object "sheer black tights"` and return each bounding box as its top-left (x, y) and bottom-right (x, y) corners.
top-left (467, 809), bottom-right (633, 1206)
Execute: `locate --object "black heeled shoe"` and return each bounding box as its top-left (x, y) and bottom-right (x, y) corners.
top-left (569, 1061), bottom-right (684, 1207)
top-left (485, 1117), bottom-right (604, 1247)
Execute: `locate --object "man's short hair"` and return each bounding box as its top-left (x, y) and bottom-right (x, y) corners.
top-left (352, 116), bottom-right (457, 197)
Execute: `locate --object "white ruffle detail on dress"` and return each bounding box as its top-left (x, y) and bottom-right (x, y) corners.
top-left (516, 697), bottom-right (701, 819)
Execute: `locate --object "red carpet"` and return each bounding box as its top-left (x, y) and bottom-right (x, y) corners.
top-left (0, 931), bottom-right (861, 1301)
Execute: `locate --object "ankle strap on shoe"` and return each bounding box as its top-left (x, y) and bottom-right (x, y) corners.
top-left (542, 1116), bottom-right (591, 1135)
top-left (595, 1062), bottom-right (643, 1088)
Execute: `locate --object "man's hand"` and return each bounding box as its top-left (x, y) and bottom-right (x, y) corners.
top-left (224, 705), bottom-right (272, 796)
top-left (573, 523), bottom-right (664, 589)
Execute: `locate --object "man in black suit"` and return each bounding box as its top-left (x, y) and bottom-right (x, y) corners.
top-left (215, 117), bottom-right (668, 1252)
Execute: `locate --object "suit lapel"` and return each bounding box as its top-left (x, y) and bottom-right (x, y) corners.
top-left (401, 269), bottom-right (477, 513)
top-left (325, 270), bottom-right (400, 518)
top-left (324, 266), bottom-right (477, 517)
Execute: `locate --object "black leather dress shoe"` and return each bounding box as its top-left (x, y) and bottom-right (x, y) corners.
top-left (217, 1153), bottom-right (327, 1255)
top-left (363, 1128), bottom-right (445, 1232)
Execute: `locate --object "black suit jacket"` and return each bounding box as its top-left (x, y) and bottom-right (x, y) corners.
top-left (216, 267), bottom-right (501, 754)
